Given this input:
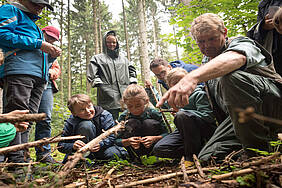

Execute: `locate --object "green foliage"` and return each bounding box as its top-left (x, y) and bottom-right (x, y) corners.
top-left (140, 155), bottom-right (158, 165)
top-left (247, 148), bottom-right (275, 156)
top-left (163, 0), bottom-right (260, 64)
top-left (236, 174), bottom-right (256, 187)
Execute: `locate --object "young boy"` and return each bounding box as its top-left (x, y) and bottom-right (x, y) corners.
top-left (153, 68), bottom-right (216, 166)
top-left (58, 94), bottom-right (127, 163)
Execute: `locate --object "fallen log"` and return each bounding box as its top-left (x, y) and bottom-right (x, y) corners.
top-left (0, 113), bottom-right (46, 123)
top-left (115, 167), bottom-right (217, 188)
top-left (0, 135), bottom-right (85, 154)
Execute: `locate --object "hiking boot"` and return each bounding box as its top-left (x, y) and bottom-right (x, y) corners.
top-left (36, 154), bottom-right (57, 164)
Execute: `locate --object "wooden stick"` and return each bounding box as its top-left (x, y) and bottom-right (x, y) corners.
top-left (0, 162), bottom-right (39, 167)
top-left (236, 107), bottom-right (282, 126)
top-left (212, 163), bottom-right (282, 181)
top-left (180, 157), bottom-right (189, 183)
top-left (193, 154), bottom-right (206, 179)
top-left (59, 121), bottom-right (125, 175)
top-left (0, 113), bottom-right (46, 123)
top-left (149, 86), bottom-right (172, 132)
top-left (240, 152), bottom-right (280, 168)
top-left (0, 135), bottom-right (85, 154)
top-left (115, 167), bottom-right (217, 188)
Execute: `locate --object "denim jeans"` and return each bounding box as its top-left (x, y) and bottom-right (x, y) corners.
top-left (35, 87), bottom-right (53, 156)
top-left (2, 75), bottom-right (45, 162)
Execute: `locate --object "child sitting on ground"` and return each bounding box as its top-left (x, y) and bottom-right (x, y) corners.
top-left (115, 84), bottom-right (168, 161)
top-left (153, 67), bottom-right (216, 166)
top-left (58, 94), bottom-right (127, 163)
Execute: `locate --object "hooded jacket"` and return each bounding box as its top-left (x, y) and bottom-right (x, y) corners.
top-left (158, 60), bottom-right (199, 90)
top-left (0, 3), bottom-right (48, 81)
top-left (87, 31), bottom-right (137, 110)
top-left (57, 106), bottom-right (116, 154)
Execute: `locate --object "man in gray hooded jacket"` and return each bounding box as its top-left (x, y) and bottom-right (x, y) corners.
top-left (87, 31), bottom-right (137, 120)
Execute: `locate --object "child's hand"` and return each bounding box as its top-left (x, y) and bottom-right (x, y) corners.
top-left (128, 137), bottom-right (141, 149)
top-left (90, 143), bottom-right (100, 152)
top-left (73, 140), bottom-right (85, 150)
top-left (141, 136), bottom-right (156, 148)
top-left (263, 14), bottom-right (275, 30)
top-left (14, 121), bottom-right (29, 132)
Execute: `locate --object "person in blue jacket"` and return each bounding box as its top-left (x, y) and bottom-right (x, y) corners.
top-left (58, 94), bottom-right (127, 164)
top-left (0, 0), bottom-right (61, 163)
top-left (148, 58), bottom-right (199, 90)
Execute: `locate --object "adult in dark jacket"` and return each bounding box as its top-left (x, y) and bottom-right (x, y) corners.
top-left (58, 94), bottom-right (126, 164)
top-left (0, 0), bottom-right (61, 163)
top-left (247, 0), bottom-right (282, 76)
top-left (87, 31), bottom-right (137, 120)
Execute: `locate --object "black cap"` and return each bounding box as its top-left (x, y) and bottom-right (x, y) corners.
top-left (30, 0), bottom-right (54, 11)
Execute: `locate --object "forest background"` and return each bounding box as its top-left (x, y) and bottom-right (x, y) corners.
top-left (0, 0), bottom-right (260, 139)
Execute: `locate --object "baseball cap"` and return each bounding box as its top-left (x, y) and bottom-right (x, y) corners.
top-left (42, 26), bottom-right (60, 41)
top-left (30, 0), bottom-right (54, 11)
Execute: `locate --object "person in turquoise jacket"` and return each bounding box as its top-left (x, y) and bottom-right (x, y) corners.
top-left (0, 0), bottom-right (61, 163)
top-left (115, 84), bottom-right (168, 161)
top-left (153, 68), bottom-right (216, 166)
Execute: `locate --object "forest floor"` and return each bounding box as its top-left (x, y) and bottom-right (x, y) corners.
top-left (0, 147), bottom-right (281, 188)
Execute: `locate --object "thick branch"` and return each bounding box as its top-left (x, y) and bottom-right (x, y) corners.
top-left (0, 113), bottom-right (46, 123)
top-left (0, 135), bottom-right (84, 154)
top-left (115, 167), bottom-right (217, 188)
top-left (59, 122), bottom-right (125, 177)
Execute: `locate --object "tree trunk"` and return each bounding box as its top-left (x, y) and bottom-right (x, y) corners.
top-left (92, 0), bottom-right (99, 55)
top-left (122, 0), bottom-right (131, 61)
top-left (152, 6), bottom-right (158, 58)
top-left (59, 0), bottom-right (64, 105)
top-left (67, 0), bottom-right (71, 99)
top-left (97, 1), bottom-right (103, 53)
top-left (173, 25), bottom-right (179, 59)
top-left (138, 0), bottom-right (150, 83)
top-left (85, 34), bottom-right (91, 93)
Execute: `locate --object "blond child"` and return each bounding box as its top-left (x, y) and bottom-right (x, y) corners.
top-left (153, 68), bottom-right (216, 165)
top-left (115, 84), bottom-right (168, 160)
top-left (58, 94), bottom-right (127, 163)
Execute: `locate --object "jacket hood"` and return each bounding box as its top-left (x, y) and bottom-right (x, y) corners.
top-left (102, 30), bottom-right (119, 59)
top-left (169, 60), bottom-right (186, 69)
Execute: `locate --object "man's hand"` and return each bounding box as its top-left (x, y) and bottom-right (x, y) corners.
top-left (262, 14), bottom-right (275, 30)
top-left (157, 74), bottom-right (198, 110)
top-left (145, 80), bottom-right (153, 88)
top-left (90, 143), bottom-right (100, 152)
top-left (41, 41), bottom-right (62, 58)
top-left (73, 140), bottom-right (85, 150)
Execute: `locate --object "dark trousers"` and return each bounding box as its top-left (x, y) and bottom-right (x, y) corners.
top-left (3, 75), bottom-right (45, 163)
top-left (62, 120), bottom-right (127, 163)
top-left (153, 111), bottom-right (216, 161)
top-left (122, 118), bottom-right (163, 159)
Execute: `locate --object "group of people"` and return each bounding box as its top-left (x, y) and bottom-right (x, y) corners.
top-left (0, 0), bottom-right (282, 168)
